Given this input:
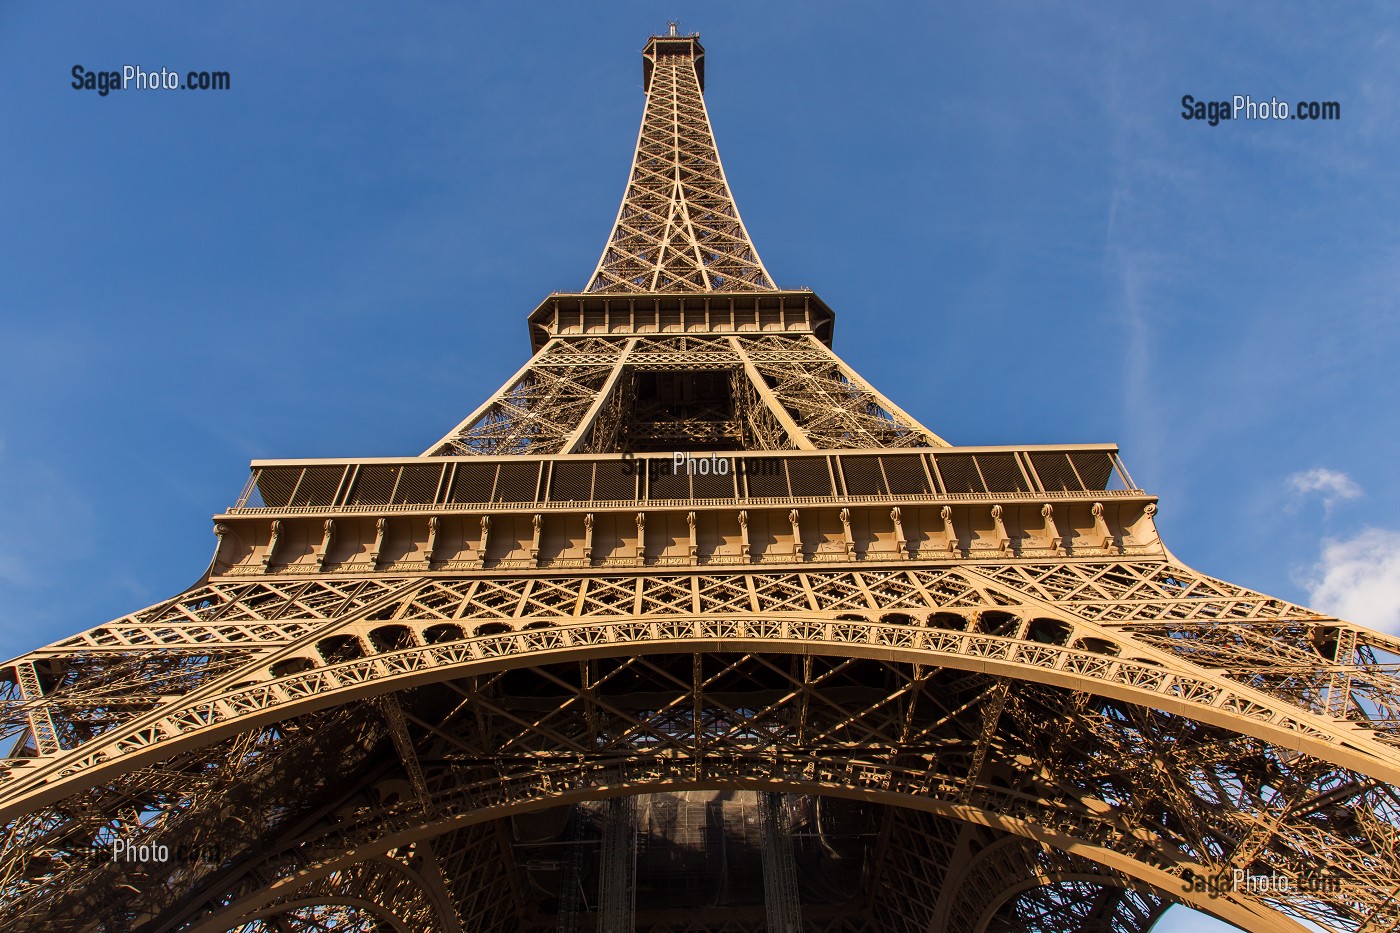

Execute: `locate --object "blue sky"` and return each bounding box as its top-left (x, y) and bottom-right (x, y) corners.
top-left (2, 4), bottom-right (1397, 928)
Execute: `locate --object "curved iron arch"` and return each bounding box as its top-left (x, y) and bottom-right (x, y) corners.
top-left (4, 611), bottom-right (1395, 824)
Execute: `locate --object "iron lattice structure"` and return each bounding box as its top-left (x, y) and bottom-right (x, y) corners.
top-left (584, 30), bottom-right (773, 294)
top-left (3, 27), bottom-right (1400, 933)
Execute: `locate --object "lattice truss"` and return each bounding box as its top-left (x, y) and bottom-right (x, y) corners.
top-left (425, 334), bottom-right (942, 456)
top-left (223, 821), bottom-right (516, 933)
top-left (2, 558), bottom-right (1399, 931)
top-left (871, 809), bottom-right (1169, 933)
top-left (586, 35), bottom-right (774, 294)
top-left (426, 337), bottom-right (628, 456)
top-left (739, 335), bottom-right (937, 449)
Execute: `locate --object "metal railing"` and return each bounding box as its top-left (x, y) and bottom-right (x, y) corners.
top-left (228, 446), bottom-right (1144, 515)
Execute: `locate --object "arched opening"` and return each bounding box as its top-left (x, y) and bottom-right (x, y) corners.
top-left (316, 635), bottom-right (364, 663)
top-left (1027, 617), bottom-right (1071, 645)
top-left (978, 610), bottom-right (1020, 637)
top-left (927, 611), bottom-right (967, 630)
top-left (25, 642), bottom-right (1354, 933)
top-left (184, 786), bottom-right (1209, 933)
top-left (369, 625), bottom-right (416, 652)
top-left (270, 657), bottom-right (315, 678)
top-left (1074, 636), bottom-right (1120, 656)
top-left (423, 624), bottom-right (467, 644)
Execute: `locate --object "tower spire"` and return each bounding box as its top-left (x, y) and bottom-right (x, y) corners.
top-left (586, 32), bottom-right (775, 293)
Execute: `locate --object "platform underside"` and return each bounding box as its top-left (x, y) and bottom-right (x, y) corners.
top-left (218, 789), bottom-right (1168, 933)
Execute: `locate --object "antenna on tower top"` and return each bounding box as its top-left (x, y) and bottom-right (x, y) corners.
top-left (667, 21), bottom-right (678, 36)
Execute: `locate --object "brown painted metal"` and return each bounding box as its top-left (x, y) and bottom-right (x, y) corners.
top-left (0, 27), bottom-right (1397, 933)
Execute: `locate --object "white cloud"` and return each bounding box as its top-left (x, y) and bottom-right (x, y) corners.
top-left (1287, 468), bottom-right (1364, 512)
top-left (1302, 528), bottom-right (1400, 634)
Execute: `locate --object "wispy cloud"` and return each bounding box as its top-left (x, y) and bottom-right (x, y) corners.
top-left (1287, 468), bottom-right (1364, 512)
top-left (1301, 528), bottom-right (1400, 634)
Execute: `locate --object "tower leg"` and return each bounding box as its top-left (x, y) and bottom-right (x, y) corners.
top-left (759, 792), bottom-right (803, 933)
top-left (556, 805), bottom-right (586, 933)
top-left (597, 796), bottom-right (637, 933)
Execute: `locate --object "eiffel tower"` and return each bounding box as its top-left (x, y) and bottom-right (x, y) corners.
top-left (3, 26), bottom-right (1399, 933)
